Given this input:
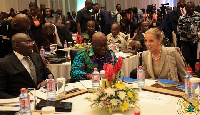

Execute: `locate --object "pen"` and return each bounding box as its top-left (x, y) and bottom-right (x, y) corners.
top-left (0, 105), bottom-right (19, 107)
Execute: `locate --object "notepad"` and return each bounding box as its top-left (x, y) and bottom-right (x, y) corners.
top-left (119, 77), bottom-right (137, 82)
top-left (157, 79), bottom-right (179, 87)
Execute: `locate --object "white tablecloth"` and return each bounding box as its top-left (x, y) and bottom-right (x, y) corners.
top-left (122, 55), bottom-right (139, 77)
top-left (52, 80), bottom-right (180, 115)
top-left (47, 61), bottom-right (71, 80)
top-left (47, 55), bottom-right (139, 80)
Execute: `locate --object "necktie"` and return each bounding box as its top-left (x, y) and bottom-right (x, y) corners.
top-left (54, 33), bottom-right (57, 44)
top-left (24, 56), bottom-right (37, 85)
top-left (181, 8), bottom-right (185, 15)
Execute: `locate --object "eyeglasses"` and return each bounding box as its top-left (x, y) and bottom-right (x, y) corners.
top-left (17, 40), bottom-right (35, 45)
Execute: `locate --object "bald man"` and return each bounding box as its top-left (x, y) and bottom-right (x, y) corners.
top-left (0, 33), bottom-right (51, 98)
top-left (107, 23), bottom-right (128, 48)
top-left (0, 14), bottom-right (39, 58)
top-left (76, 0), bottom-right (93, 34)
top-left (43, 22), bottom-right (74, 48)
top-left (70, 32), bottom-right (118, 81)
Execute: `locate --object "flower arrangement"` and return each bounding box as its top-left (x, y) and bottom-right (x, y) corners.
top-left (86, 56), bottom-right (139, 114)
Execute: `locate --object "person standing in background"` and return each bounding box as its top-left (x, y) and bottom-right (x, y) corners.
top-left (55, 9), bottom-right (66, 24)
top-left (76, 0), bottom-right (93, 35)
top-left (177, 2), bottom-right (200, 74)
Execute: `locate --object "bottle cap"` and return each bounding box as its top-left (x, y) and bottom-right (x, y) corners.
top-left (138, 66), bottom-right (142, 69)
top-left (100, 70), bottom-right (105, 74)
top-left (187, 71), bottom-right (193, 75)
top-left (20, 88), bottom-right (26, 92)
top-left (48, 74), bottom-right (53, 78)
top-left (94, 68), bottom-right (97, 71)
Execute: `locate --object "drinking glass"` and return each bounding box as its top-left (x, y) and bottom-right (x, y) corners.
top-left (27, 88), bottom-right (36, 112)
top-left (56, 78), bottom-right (66, 98)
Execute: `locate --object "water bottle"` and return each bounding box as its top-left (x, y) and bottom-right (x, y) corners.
top-left (50, 43), bottom-right (54, 54)
top-left (64, 40), bottom-right (68, 49)
top-left (92, 68), bottom-right (100, 88)
top-left (40, 46), bottom-right (45, 57)
top-left (110, 41), bottom-right (117, 52)
top-left (137, 66), bottom-right (145, 89)
top-left (47, 74), bottom-right (56, 100)
top-left (19, 88), bottom-right (31, 115)
top-left (185, 71), bottom-right (195, 98)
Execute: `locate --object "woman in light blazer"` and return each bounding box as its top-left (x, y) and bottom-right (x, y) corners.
top-left (142, 28), bottom-right (187, 82)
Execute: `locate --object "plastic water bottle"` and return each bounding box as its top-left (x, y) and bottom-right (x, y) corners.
top-left (19, 88), bottom-right (31, 115)
top-left (50, 43), bottom-right (54, 54)
top-left (137, 66), bottom-right (145, 89)
top-left (185, 71), bottom-right (195, 98)
top-left (92, 68), bottom-right (100, 88)
top-left (40, 46), bottom-right (45, 57)
top-left (64, 40), bottom-right (68, 49)
top-left (110, 41), bottom-right (117, 52)
top-left (47, 74), bottom-right (56, 100)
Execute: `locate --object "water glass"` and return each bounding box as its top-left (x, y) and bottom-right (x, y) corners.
top-left (27, 88), bottom-right (36, 112)
top-left (56, 78), bottom-right (66, 98)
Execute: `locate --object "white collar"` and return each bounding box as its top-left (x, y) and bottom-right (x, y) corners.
top-left (13, 51), bottom-right (27, 61)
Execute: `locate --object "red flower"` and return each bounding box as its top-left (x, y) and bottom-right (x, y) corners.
top-left (114, 56), bottom-right (123, 75)
top-left (103, 63), bottom-right (114, 84)
top-left (76, 33), bottom-right (83, 44)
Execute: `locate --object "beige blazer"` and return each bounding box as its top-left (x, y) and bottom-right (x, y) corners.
top-left (142, 46), bottom-right (187, 82)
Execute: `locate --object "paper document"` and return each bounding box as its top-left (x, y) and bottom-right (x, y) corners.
top-left (80, 80), bottom-right (92, 89)
top-left (138, 91), bottom-right (171, 105)
top-left (0, 97), bottom-right (19, 104)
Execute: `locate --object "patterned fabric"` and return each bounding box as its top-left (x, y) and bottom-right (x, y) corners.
top-left (177, 11), bottom-right (200, 43)
top-left (111, 10), bottom-right (122, 24)
top-left (81, 32), bottom-right (91, 43)
top-left (107, 32), bottom-right (128, 48)
top-left (70, 46), bottom-right (117, 81)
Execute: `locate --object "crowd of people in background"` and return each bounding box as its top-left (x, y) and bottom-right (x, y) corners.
top-left (0, 0), bottom-right (199, 98)
top-left (0, 0), bottom-right (199, 75)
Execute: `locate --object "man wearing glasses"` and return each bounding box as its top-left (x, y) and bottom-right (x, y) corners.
top-left (70, 32), bottom-right (118, 81)
top-left (0, 33), bottom-right (51, 98)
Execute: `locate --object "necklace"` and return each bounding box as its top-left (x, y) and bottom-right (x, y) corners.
top-left (152, 50), bottom-right (161, 60)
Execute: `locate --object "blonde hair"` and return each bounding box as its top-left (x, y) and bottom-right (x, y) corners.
top-left (145, 28), bottom-right (163, 41)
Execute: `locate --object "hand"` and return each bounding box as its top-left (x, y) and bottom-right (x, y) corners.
top-left (86, 74), bottom-right (93, 80)
top-left (37, 81), bottom-right (47, 89)
top-left (42, 57), bottom-right (49, 66)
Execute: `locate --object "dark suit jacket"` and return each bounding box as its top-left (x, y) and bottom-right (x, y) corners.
top-left (161, 11), bottom-right (173, 42)
top-left (171, 8), bottom-right (182, 33)
top-left (55, 23), bottom-right (74, 47)
top-left (92, 10), bottom-right (113, 35)
top-left (55, 14), bottom-right (66, 24)
top-left (0, 52), bottom-right (51, 98)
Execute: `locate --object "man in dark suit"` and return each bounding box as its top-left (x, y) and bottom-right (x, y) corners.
top-left (171, 0), bottom-right (186, 48)
top-left (93, 3), bottom-right (113, 35)
top-left (0, 14), bottom-right (39, 58)
top-left (0, 33), bottom-right (51, 98)
top-left (43, 22), bottom-right (74, 48)
top-left (55, 9), bottom-right (66, 24)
